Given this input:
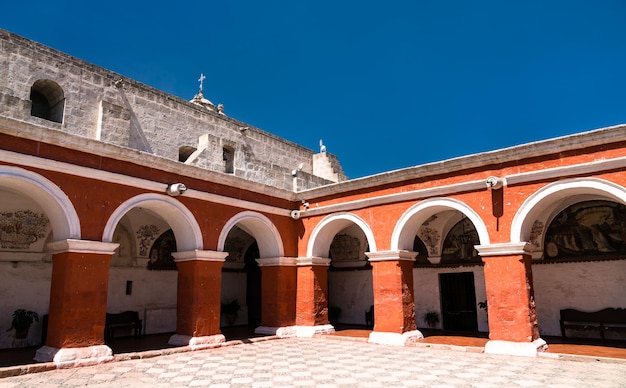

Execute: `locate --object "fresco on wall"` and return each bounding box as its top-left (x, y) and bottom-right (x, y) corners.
top-left (136, 224), bottom-right (160, 257)
top-left (148, 229), bottom-right (177, 270)
top-left (0, 210), bottom-right (49, 249)
top-left (440, 218), bottom-right (481, 264)
top-left (544, 200), bottom-right (626, 260)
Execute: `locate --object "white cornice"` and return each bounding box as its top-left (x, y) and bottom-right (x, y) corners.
top-left (475, 242), bottom-right (533, 257)
top-left (0, 148), bottom-right (291, 217)
top-left (172, 250), bottom-right (228, 262)
top-left (48, 239), bottom-right (119, 255)
top-left (366, 250), bottom-right (417, 262)
top-left (256, 257), bottom-right (298, 267)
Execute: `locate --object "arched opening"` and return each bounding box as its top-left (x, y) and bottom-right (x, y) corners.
top-left (223, 146), bottom-right (234, 174)
top-left (392, 200), bottom-right (488, 334)
top-left (30, 80), bottom-right (65, 123)
top-left (178, 146), bottom-right (197, 163)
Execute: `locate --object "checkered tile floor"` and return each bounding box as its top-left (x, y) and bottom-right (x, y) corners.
top-left (3, 337), bottom-right (626, 387)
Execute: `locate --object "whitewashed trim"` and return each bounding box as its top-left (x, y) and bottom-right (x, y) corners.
top-left (0, 149), bottom-right (290, 217)
top-left (217, 211), bottom-right (285, 258)
top-left (296, 257), bottom-right (332, 266)
top-left (306, 212), bottom-right (377, 258)
top-left (34, 344), bottom-right (113, 367)
top-left (484, 338), bottom-right (547, 357)
top-left (255, 257), bottom-right (298, 267)
top-left (474, 242), bottom-right (532, 257)
top-left (368, 330), bottom-right (424, 346)
top-left (172, 250), bottom-right (228, 262)
top-left (366, 250), bottom-right (417, 262)
top-left (168, 334), bottom-right (225, 350)
top-left (47, 239), bottom-right (119, 255)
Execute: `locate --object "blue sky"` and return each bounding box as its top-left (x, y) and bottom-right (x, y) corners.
top-left (2, 1), bottom-right (626, 179)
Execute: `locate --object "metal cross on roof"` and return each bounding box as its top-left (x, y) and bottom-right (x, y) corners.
top-left (198, 73), bottom-right (206, 92)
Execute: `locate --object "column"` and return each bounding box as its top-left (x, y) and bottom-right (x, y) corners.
top-left (255, 257), bottom-right (297, 337)
top-left (366, 250), bottom-right (422, 346)
top-left (35, 239), bottom-right (119, 367)
top-left (168, 250), bottom-right (227, 349)
top-left (476, 242), bottom-right (546, 357)
top-left (295, 257), bottom-right (334, 337)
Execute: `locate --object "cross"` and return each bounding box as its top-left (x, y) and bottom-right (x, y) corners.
top-left (198, 73), bottom-right (206, 92)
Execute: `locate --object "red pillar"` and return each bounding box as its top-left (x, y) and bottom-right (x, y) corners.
top-left (477, 242), bottom-right (546, 357)
top-left (168, 250), bottom-right (227, 348)
top-left (255, 257), bottom-right (297, 336)
top-left (35, 239), bottom-right (118, 367)
top-left (367, 250), bottom-right (421, 345)
top-left (295, 257), bottom-right (333, 335)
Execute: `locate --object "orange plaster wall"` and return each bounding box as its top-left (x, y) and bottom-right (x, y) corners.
top-left (482, 255), bottom-right (537, 342)
top-left (295, 265), bottom-right (328, 326)
top-left (260, 266), bottom-right (296, 327)
top-left (175, 260), bottom-right (223, 337)
top-left (46, 252), bottom-right (111, 349)
top-left (371, 260), bottom-right (415, 333)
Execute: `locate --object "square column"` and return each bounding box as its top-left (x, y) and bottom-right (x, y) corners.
top-left (35, 239), bottom-right (118, 367)
top-left (476, 242), bottom-right (546, 357)
top-left (366, 250), bottom-right (423, 346)
top-left (294, 257), bottom-right (334, 337)
top-left (254, 257), bottom-right (297, 337)
top-left (168, 250), bottom-right (227, 349)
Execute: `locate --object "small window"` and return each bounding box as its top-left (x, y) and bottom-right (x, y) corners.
top-left (30, 79), bottom-right (65, 123)
top-left (179, 146), bottom-right (197, 162)
top-left (223, 146), bottom-right (234, 174)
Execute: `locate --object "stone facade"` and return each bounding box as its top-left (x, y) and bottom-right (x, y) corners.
top-left (0, 29), bottom-right (346, 192)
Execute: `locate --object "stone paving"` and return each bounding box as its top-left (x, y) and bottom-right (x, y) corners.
top-left (1, 337), bottom-right (626, 387)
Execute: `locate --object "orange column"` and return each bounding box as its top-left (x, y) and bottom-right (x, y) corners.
top-left (296, 257), bottom-right (333, 334)
top-left (35, 239), bottom-right (118, 367)
top-left (168, 250), bottom-right (227, 348)
top-left (367, 250), bottom-right (422, 346)
top-left (255, 257), bottom-right (297, 335)
top-left (477, 242), bottom-right (546, 357)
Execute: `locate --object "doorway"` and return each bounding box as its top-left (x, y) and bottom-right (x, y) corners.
top-left (439, 272), bottom-right (478, 332)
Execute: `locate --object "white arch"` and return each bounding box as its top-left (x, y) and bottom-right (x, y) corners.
top-left (306, 212), bottom-right (377, 258)
top-left (0, 165), bottom-right (80, 240)
top-left (217, 211), bottom-right (284, 258)
top-left (103, 193), bottom-right (202, 251)
top-left (511, 177), bottom-right (626, 243)
top-left (391, 197), bottom-right (490, 251)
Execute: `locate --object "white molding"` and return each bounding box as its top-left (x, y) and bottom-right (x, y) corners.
top-left (254, 326), bottom-right (297, 338)
top-left (296, 257), bottom-right (332, 266)
top-left (34, 344), bottom-right (113, 367)
top-left (47, 239), bottom-right (119, 255)
top-left (368, 330), bottom-right (424, 346)
top-left (255, 257), bottom-right (298, 267)
top-left (217, 211), bottom-right (285, 258)
top-left (0, 149), bottom-right (291, 218)
top-left (168, 334), bottom-right (225, 350)
top-left (172, 250), bottom-right (228, 262)
top-left (475, 242), bottom-right (532, 257)
top-left (484, 338), bottom-right (548, 357)
top-left (306, 212), bottom-right (377, 258)
top-left (293, 324), bottom-right (335, 337)
top-left (366, 250), bottom-right (417, 262)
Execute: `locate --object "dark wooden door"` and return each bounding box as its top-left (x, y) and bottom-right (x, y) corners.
top-left (439, 272), bottom-right (478, 332)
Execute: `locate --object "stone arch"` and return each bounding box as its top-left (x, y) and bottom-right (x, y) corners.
top-left (217, 211), bottom-right (284, 258)
top-left (510, 178), bottom-right (626, 247)
top-left (102, 193), bottom-right (202, 252)
top-left (0, 165), bottom-right (80, 241)
top-left (307, 212), bottom-right (377, 258)
top-left (391, 197), bottom-right (490, 252)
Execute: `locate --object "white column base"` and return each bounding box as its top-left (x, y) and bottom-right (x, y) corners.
top-left (34, 345), bottom-right (113, 368)
top-left (368, 330), bottom-right (424, 346)
top-left (168, 334), bottom-right (225, 350)
top-left (294, 324), bottom-right (335, 337)
top-left (484, 338), bottom-right (548, 357)
top-left (254, 326), bottom-right (298, 338)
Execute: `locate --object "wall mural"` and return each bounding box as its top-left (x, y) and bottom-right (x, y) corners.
top-left (0, 210), bottom-right (49, 249)
top-left (148, 229), bottom-right (177, 270)
top-left (418, 226), bottom-right (440, 256)
top-left (544, 200), bottom-right (626, 259)
top-left (440, 218), bottom-right (481, 264)
top-left (329, 234), bottom-right (366, 266)
top-left (136, 224), bottom-right (160, 257)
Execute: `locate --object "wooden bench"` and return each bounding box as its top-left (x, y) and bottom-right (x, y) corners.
top-left (560, 308), bottom-right (626, 341)
top-left (105, 311), bottom-right (142, 339)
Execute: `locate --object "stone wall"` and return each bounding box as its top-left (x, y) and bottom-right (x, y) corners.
top-left (0, 29), bottom-right (344, 191)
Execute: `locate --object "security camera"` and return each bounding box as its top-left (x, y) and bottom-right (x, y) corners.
top-left (166, 183), bottom-right (187, 196)
top-left (485, 176), bottom-right (503, 190)
top-left (291, 169), bottom-right (298, 177)
top-left (290, 209), bottom-right (301, 220)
